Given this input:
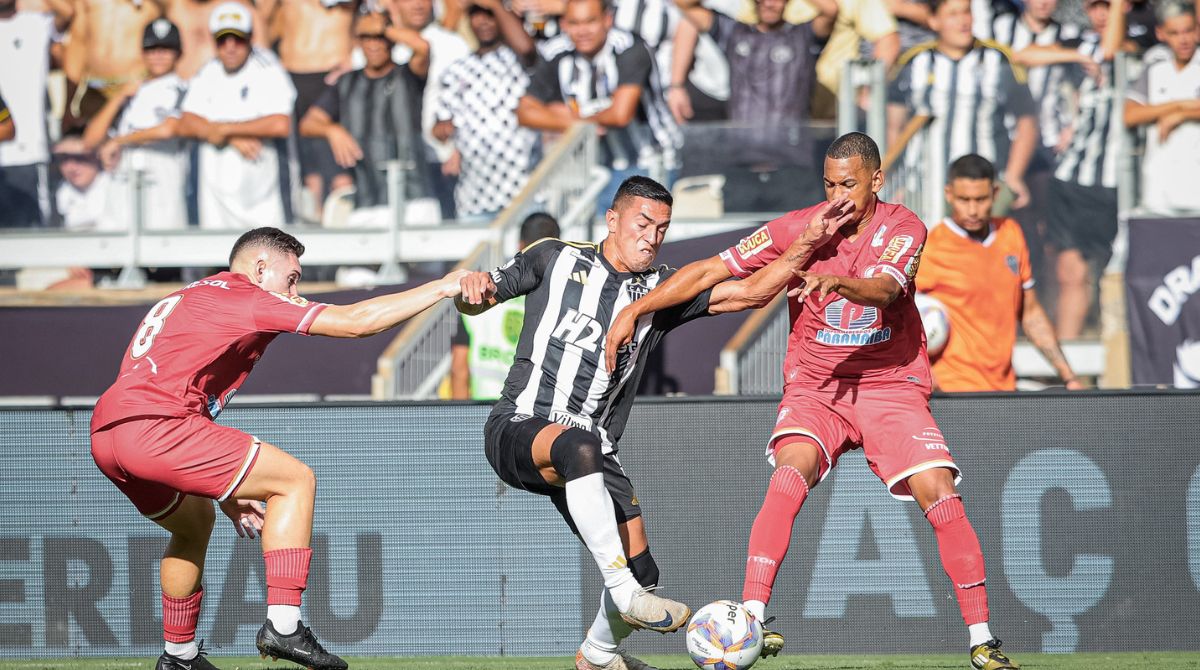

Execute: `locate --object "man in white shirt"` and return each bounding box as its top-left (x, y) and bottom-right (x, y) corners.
top-left (84, 18), bottom-right (190, 230)
top-left (1124, 1), bottom-right (1200, 214)
top-left (52, 134), bottom-right (114, 231)
top-left (178, 2), bottom-right (296, 229)
top-left (0, 0), bottom-right (72, 227)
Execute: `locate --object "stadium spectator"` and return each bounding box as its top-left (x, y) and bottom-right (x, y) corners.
top-left (890, 0), bottom-right (935, 51)
top-left (665, 14), bottom-right (735, 123)
top-left (608, 133), bottom-right (1024, 670)
top-left (299, 12), bottom-right (436, 218)
top-left (167, 0), bottom-right (269, 80)
top-left (887, 0), bottom-right (1039, 214)
top-left (178, 2), bottom-right (296, 230)
top-left (754, 0), bottom-right (900, 119)
top-left (61, 0), bottom-right (161, 134)
top-left (0, 0), bottom-right (72, 227)
top-left (519, 0), bottom-right (682, 220)
top-left (991, 0), bottom-right (1079, 290)
top-left (1014, 0), bottom-right (1125, 339)
top-left (511, 0), bottom-right (566, 41)
top-left (0, 91), bottom-right (13, 143)
top-left (82, 18), bottom-right (189, 230)
top-left (432, 0), bottom-right (537, 220)
top-left (52, 134), bottom-right (113, 230)
top-left (456, 176), bottom-right (788, 670)
top-left (916, 154), bottom-right (1082, 391)
top-left (90, 226), bottom-right (467, 670)
top-left (1124, 1), bottom-right (1200, 214)
top-left (450, 212), bottom-right (560, 400)
top-left (378, 0), bottom-right (470, 219)
top-left (270, 0), bottom-right (357, 219)
top-left (969, 0), bottom-right (1018, 39)
top-left (674, 0), bottom-right (837, 211)
top-left (1124, 0), bottom-right (1159, 51)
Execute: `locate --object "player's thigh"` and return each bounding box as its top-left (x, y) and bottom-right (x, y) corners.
top-left (484, 412), bottom-right (567, 493)
top-left (93, 415), bottom-right (259, 514)
top-left (769, 388), bottom-right (857, 488)
top-left (230, 439), bottom-right (315, 502)
top-left (856, 389), bottom-right (961, 501)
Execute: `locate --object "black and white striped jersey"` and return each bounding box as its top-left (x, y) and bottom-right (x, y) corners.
top-left (527, 30), bottom-right (682, 170)
top-left (1054, 32), bottom-right (1120, 189)
top-left (989, 13), bottom-right (1080, 151)
top-left (487, 238), bottom-right (711, 453)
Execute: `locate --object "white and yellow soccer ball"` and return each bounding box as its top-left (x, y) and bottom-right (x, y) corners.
top-left (914, 292), bottom-right (951, 358)
top-left (685, 600), bottom-right (764, 670)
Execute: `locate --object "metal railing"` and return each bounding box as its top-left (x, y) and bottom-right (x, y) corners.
top-left (371, 123), bottom-right (605, 399)
top-left (715, 294), bottom-right (788, 395)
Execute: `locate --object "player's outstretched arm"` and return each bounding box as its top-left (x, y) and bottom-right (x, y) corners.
top-left (790, 272), bottom-right (903, 309)
top-left (604, 255), bottom-right (733, 372)
top-left (308, 270), bottom-right (468, 338)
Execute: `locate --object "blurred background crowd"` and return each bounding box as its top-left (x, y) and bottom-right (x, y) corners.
top-left (0, 0), bottom-right (1198, 394)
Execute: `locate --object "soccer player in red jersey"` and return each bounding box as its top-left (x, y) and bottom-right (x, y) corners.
top-left (605, 133), bottom-right (1020, 670)
top-left (90, 227), bottom-right (466, 670)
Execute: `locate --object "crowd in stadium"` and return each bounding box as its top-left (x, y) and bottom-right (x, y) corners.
top-left (0, 0), bottom-right (1197, 341)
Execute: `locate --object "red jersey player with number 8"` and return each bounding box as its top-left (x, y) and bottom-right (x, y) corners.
top-left (605, 133), bottom-right (1021, 670)
top-left (90, 228), bottom-right (466, 670)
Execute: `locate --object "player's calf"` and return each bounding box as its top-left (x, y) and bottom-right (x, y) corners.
top-left (256, 620), bottom-right (347, 670)
top-left (970, 638), bottom-right (1020, 669)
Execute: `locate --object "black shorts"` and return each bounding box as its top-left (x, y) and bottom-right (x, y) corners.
top-left (1047, 178), bottom-right (1119, 265)
top-left (483, 412), bottom-right (642, 534)
top-left (289, 71), bottom-right (341, 182)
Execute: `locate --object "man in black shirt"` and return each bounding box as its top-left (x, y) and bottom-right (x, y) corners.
top-left (299, 12), bottom-right (433, 210)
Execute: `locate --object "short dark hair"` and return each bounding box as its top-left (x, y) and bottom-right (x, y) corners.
top-left (930, 0), bottom-right (960, 14)
top-left (519, 212), bottom-right (561, 245)
top-left (611, 175), bottom-right (672, 210)
top-left (947, 153), bottom-right (996, 183)
top-left (825, 132), bottom-right (882, 172)
top-left (229, 227), bottom-right (306, 265)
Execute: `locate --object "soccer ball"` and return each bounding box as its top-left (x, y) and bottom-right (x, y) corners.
top-left (685, 600), bottom-right (764, 670)
top-left (914, 293), bottom-right (951, 357)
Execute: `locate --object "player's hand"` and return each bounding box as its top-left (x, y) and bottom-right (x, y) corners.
top-left (229, 137), bottom-right (263, 161)
top-left (667, 86), bottom-right (693, 125)
top-left (328, 126), bottom-right (364, 168)
top-left (459, 270), bottom-right (498, 305)
top-left (441, 149), bottom-right (461, 177)
top-left (219, 499), bottom-right (266, 539)
top-left (1005, 173), bottom-right (1031, 209)
top-left (604, 306), bottom-right (637, 374)
top-left (98, 139), bottom-right (122, 172)
top-left (800, 197), bottom-right (856, 248)
top-left (788, 271), bottom-right (840, 302)
top-left (1065, 378), bottom-right (1085, 390)
top-left (437, 269), bottom-right (470, 298)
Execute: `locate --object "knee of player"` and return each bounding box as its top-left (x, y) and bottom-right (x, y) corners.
top-left (292, 461), bottom-right (317, 498)
top-left (549, 428), bottom-right (604, 481)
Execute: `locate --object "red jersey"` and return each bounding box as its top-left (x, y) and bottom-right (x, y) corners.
top-left (720, 200), bottom-right (931, 391)
top-left (91, 271), bottom-right (327, 432)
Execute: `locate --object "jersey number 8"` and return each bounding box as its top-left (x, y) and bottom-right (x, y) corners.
top-left (131, 295), bottom-right (183, 359)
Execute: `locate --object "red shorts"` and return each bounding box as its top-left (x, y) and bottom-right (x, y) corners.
top-left (769, 385), bottom-right (960, 500)
top-left (90, 414), bottom-right (260, 520)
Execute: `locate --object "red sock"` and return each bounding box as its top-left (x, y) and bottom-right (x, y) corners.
top-left (926, 495), bottom-right (989, 625)
top-left (742, 464), bottom-right (810, 605)
top-left (163, 589), bottom-right (203, 643)
top-left (265, 548), bottom-right (312, 607)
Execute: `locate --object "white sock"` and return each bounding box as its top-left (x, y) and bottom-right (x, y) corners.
top-left (583, 588), bottom-right (632, 665)
top-left (164, 640), bottom-right (197, 660)
top-left (267, 604), bottom-right (301, 635)
top-left (565, 473), bottom-right (638, 611)
top-left (745, 599), bottom-right (766, 623)
top-left (968, 622), bottom-right (993, 647)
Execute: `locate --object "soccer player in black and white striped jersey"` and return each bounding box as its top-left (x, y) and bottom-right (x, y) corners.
top-left (456, 176), bottom-right (810, 670)
top-left (1011, 0), bottom-right (1125, 338)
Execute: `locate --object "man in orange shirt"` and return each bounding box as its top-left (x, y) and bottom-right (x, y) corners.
top-left (917, 154), bottom-right (1083, 392)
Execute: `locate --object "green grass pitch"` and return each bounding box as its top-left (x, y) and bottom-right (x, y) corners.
top-left (3, 654), bottom-right (1199, 670)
